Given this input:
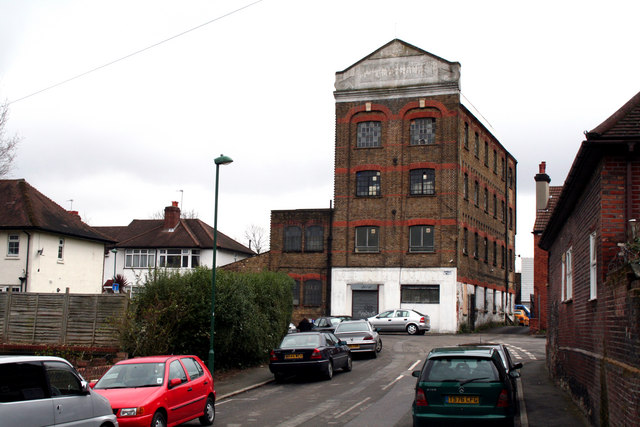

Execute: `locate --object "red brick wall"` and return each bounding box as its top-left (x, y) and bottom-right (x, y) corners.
top-left (531, 233), bottom-right (548, 332)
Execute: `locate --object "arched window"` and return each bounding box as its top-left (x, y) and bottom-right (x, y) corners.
top-left (284, 226), bottom-right (301, 252)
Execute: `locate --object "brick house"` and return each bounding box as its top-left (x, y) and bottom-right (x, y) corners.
top-left (227, 40), bottom-right (518, 332)
top-left (538, 91), bottom-right (640, 426)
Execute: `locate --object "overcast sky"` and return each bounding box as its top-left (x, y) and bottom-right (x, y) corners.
top-left (1, 0), bottom-right (639, 266)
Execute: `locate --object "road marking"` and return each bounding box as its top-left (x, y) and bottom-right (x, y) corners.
top-left (335, 396), bottom-right (371, 418)
top-left (382, 374), bottom-right (404, 391)
top-left (408, 359), bottom-right (422, 371)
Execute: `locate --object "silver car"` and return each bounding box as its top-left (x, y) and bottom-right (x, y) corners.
top-left (0, 355), bottom-right (118, 426)
top-left (333, 319), bottom-right (382, 358)
top-left (367, 309), bottom-right (430, 335)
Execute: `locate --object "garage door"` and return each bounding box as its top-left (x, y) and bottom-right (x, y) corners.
top-left (352, 289), bottom-right (378, 319)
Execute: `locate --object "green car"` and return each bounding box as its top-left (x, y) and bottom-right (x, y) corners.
top-left (412, 346), bottom-right (517, 427)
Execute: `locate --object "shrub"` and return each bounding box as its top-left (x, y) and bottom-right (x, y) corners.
top-left (119, 268), bottom-right (293, 370)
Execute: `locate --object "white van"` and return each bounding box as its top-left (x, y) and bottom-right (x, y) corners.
top-left (0, 355), bottom-right (118, 426)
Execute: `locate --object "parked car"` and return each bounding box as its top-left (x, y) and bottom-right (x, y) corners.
top-left (515, 304), bottom-right (531, 318)
top-left (92, 355), bottom-right (215, 427)
top-left (269, 331), bottom-right (352, 381)
top-left (0, 355), bottom-right (118, 427)
top-left (457, 342), bottom-right (523, 398)
top-left (333, 319), bottom-right (382, 358)
top-left (312, 315), bottom-right (352, 332)
top-left (514, 309), bottom-right (530, 326)
top-left (412, 346), bottom-right (517, 427)
top-left (367, 309), bottom-right (430, 335)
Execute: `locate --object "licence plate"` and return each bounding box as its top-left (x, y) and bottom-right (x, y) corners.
top-left (284, 353), bottom-right (303, 360)
top-left (447, 395), bottom-right (479, 404)
top-left (348, 344), bottom-right (360, 349)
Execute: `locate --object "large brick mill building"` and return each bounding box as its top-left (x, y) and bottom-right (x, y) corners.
top-left (227, 40), bottom-right (517, 332)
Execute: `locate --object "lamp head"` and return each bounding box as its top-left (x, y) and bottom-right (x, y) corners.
top-left (214, 154), bottom-right (233, 166)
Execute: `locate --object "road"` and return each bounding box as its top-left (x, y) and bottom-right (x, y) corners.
top-left (208, 327), bottom-right (548, 426)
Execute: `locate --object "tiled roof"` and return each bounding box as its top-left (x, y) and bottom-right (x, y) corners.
top-left (95, 219), bottom-right (254, 254)
top-left (0, 179), bottom-right (113, 243)
top-left (587, 91), bottom-right (640, 139)
top-left (533, 186), bottom-right (563, 233)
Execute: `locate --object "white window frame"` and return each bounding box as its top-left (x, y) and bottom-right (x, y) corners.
top-left (7, 234), bottom-right (19, 257)
top-left (125, 249), bottom-right (156, 269)
top-left (57, 238), bottom-right (65, 261)
top-left (562, 247), bottom-right (573, 301)
top-left (589, 233), bottom-right (597, 300)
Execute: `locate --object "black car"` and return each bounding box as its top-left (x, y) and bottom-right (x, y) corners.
top-left (269, 332), bottom-right (352, 381)
top-left (312, 316), bottom-right (352, 332)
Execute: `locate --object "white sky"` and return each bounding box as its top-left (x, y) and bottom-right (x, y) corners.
top-left (1, 0), bottom-right (639, 267)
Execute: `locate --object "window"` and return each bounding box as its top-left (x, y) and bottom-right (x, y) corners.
top-left (0, 360), bottom-right (48, 402)
top-left (357, 121), bottom-right (381, 148)
top-left (590, 232), bottom-right (597, 299)
top-left (303, 279), bottom-right (322, 306)
top-left (562, 248), bottom-right (573, 301)
top-left (355, 226), bottom-right (379, 253)
top-left (57, 238), bottom-right (64, 261)
top-left (305, 226), bottom-right (324, 252)
top-left (493, 194), bottom-right (497, 218)
top-left (410, 118), bottom-right (436, 145)
top-left (463, 122), bottom-right (469, 149)
top-left (284, 226), bottom-right (302, 252)
top-left (7, 234), bottom-right (19, 257)
top-left (492, 290), bottom-right (497, 314)
top-left (169, 360), bottom-right (187, 383)
top-left (356, 171), bottom-right (381, 196)
top-left (181, 357), bottom-right (203, 380)
top-left (501, 245), bottom-right (505, 268)
top-left (493, 241), bottom-right (497, 266)
top-left (45, 361), bottom-right (83, 396)
top-left (508, 207), bottom-right (513, 229)
top-left (463, 228), bottom-right (468, 255)
top-left (501, 200), bottom-right (505, 223)
top-left (409, 225), bottom-right (434, 253)
top-left (509, 249), bottom-right (514, 272)
top-left (483, 237), bottom-right (488, 263)
top-left (125, 249), bottom-right (155, 268)
top-left (484, 141), bottom-right (489, 166)
top-left (292, 280), bottom-right (300, 305)
top-left (493, 149), bottom-right (497, 173)
top-left (501, 157), bottom-right (505, 180)
top-left (484, 187), bottom-right (489, 213)
top-left (473, 233), bottom-right (479, 259)
top-left (158, 249), bottom-right (190, 268)
top-left (474, 132), bottom-right (479, 158)
top-left (484, 287), bottom-right (488, 311)
top-left (463, 173), bottom-right (469, 200)
top-left (473, 181), bottom-right (479, 207)
top-left (401, 285), bottom-right (440, 304)
top-left (508, 167), bottom-right (514, 188)
top-left (191, 250), bottom-right (200, 267)
top-left (410, 169), bottom-right (435, 195)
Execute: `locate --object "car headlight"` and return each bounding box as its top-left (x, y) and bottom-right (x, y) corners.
top-left (120, 407), bottom-right (144, 417)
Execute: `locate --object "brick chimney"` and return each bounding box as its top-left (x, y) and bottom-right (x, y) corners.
top-left (68, 210), bottom-right (81, 221)
top-left (164, 201), bottom-right (180, 230)
top-left (534, 162), bottom-right (551, 211)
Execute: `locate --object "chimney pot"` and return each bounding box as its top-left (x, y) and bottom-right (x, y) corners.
top-left (539, 162), bottom-right (546, 174)
top-left (172, 201), bottom-right (179, 207)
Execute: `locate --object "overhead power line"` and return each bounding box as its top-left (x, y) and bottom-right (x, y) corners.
top-left (9, 0), bottom-right (264, 105)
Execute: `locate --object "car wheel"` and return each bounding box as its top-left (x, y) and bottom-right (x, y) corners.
top-left (151, 412), bottom-right (166, 427)
top-left (343, 354), bottom-right (352, 372)
top-left (407, 324), bottom-right (418, 335)
top-left (324, 360), bottom-right (334, 380)
top-left (199, 396), bottom-right (215, 426)
top-left (376, 339), bottom-right (383, 353)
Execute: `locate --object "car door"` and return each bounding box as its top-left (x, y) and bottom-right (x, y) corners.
top-left (45, 360), bottom-right (95, 426)
top-left (324, 333), bottom-right (347, 367)
top-left (371, 310), bottom-right (394, 331)
top-left (166, 359), bottom-right (192, 424)
top-left (0, 361), bottom-right (53, 427)
top-left (390, 310), bottom-right (410, 331)
top-left (179, 357), bottom-right (210, 418)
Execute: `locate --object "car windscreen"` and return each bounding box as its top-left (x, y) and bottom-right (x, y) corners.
top-left (280, 334), bottom-right (321, 349)
top-left (421, 357), bottom-right (499, 382)
top-left (94, 362), bottom-right (165, 389)
top-left (335, 322), bottom-right (369, 333)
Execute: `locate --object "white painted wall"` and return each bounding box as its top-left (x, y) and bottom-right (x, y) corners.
top-left (0, 231), bottom-right (27, 289)
top-left (331, 267), bottom-right (459, 333)
top-left (520, 257), bottom-right (534, 306)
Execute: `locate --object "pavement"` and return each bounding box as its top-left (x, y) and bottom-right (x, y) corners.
top-left (213, 348), bottom-right (590, 427)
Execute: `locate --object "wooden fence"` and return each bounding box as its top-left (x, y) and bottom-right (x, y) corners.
top-left (0, 291), bottom-right (129, 349)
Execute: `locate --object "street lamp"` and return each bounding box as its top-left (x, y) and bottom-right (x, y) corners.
top-left (110, 248), bottom-right (118, 292)
top-left (209, 154), bottom-right (233, 374)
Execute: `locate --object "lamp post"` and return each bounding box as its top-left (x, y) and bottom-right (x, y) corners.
top-left (209, 154), bottom-right (233, 374)
top-left (111, 248), bottom-right (118, 292)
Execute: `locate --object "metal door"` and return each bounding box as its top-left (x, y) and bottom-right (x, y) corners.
top-left (352, 290), bottom-right (378, 319)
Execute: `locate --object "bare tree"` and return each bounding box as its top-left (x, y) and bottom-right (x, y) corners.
top-left (0, 101), bottom-right (20, 178)
top-left (245, 224), bottom-right (267, 254)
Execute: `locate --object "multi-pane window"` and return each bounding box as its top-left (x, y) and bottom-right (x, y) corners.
top-left (303, 279), bottom-right (322, 306)
top-left (357, 121), bottom-right (381, 148)
top-left (562, 248), bottom-right (573, 301)
top-left (284, 226), bottom-right (302, 252)
top-left (410, 118), bottom-right (436, 145)
top-left (410, 169), bottom-right (435, 195)
top-left (409, 225), bottom-right (434, 253)
top-left (355, 226), bottom-right (379, 253)
top-left (7, 234), bottom-right (19, 257)
top-left (57, 238), bottom-right (65, 260)
top-left (463, 122), bottom-right (469, 149)
top-left (125, 249), bottom-right (156, 268)
top-left (589, 232), bottom-right (597, 299)
top-left (401, 285), bottom-right (440, 304)
top-left (356, 171), bottom-right (381, 196)
top-left (292, 280), bottom-right (301, 305)
top-left (474, 132), bottom-right (479, 158)
top-left (305, 226), bottom-right (324, 252)
top-left (191, 250), bottom-right (200, 267)
top-left (484, 141), bottom-right (489, 166)
top-left (159, 249), bottom-right (190, 268)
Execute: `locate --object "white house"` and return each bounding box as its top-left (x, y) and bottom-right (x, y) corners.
top-left (0, 179), bottom-right (112, 294)
top-left (96, 202), bottom-right (255, 295)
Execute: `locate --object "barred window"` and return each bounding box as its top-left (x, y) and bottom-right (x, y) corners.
top-left (357, 121), bottom-right (381, 148)
top-left (305, 226), bottom-right (324, 252)
top-left (284, 226), bottom-right (302, 252)
top-left (303, 279), bottom-right (322, 306)
top-left (355, 226), bottom-right (379, 253)
top-left (410, 118), bottom-right (436, 145)
top-left (410, 169), bottom-right (435, 195)
top-left (409, 225), bottom-right (435, 253)
top-left (356, 171), bottom-right (381, 196)
top-left (401, 285), bottom-right (440, 304)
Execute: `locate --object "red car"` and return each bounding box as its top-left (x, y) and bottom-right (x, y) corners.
top-left (92, 355), bottom-right (215, 427)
